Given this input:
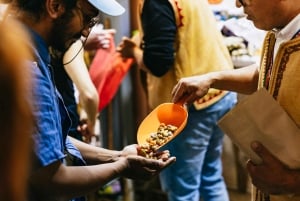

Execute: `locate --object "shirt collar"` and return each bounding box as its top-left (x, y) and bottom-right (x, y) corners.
top-left (26, 26), bottom-right (51, 65)
top-left (274, 13), bottom-right (300, 40)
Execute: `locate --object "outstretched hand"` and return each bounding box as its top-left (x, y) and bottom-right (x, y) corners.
top-left (120, 144), bottom-right (176, 180)
top-left (77, 120), bottom-right (95, 144)
top-left (84, 28), bottom-right (116, 51)
top-left (247, 141), bottom-right (299, 195)
top-left (171, 74), bottom-right (211, 104)
top-left (116, 37), bottom-right (137, 58)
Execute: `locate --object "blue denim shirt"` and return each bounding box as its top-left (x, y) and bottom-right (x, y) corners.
top-left (28, 28), bottom-right (85, 201)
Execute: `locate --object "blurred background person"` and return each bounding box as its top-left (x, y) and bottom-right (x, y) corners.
top-left (0, 7), bottom-right (34, 201)
top-left (53, 25), bottom-right (116, 143)
top-left (117, 0), bottom-right (237, 200)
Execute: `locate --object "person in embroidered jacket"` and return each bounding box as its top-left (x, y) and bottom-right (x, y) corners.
top-left (117, 0), bottom-right (237, 200)
top-left (170, 0), bottom-right (300, 200)
top-left (6, 0), bottom-right (176, 200)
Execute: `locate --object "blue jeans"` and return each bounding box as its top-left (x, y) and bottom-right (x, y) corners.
top-left (159, 92), bottom-right (237, 201)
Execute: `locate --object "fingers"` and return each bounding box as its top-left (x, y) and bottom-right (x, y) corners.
top-left (160, 156), bottom-right (176, 170)
top-left (116, 37), bottom-right (128, 51)
top-left (102, 28), bottom-right (116, 35)
top-left (77, 123), bottom-right (95, 143)
top-left (148, 156), bottom-right (176, 170)
top-left (153, 150), bottom-right (170, 161)
top-left (98, 38), bottom-right (110, 49)
top-left (172, 88), bottom-right (195, 105)
top-left (155, 150), bottom-right (171, 161)
top-left (91, 28), bottom-right (116, 36)
top-left (246, 141), bottom-right (269, 173)
top-left (184, 93), bottom-right (199, 105)
top-left (246, 158), bottom-right (258, 175)
top-left (250, 141), bottom-right (275, 164)
top-left (123, 153), bottom-right (176, 180)
top-left (171, 80), bottom-right (182, 97)
top-left (172, 81), bottom-right (187, 103)
top-left (171, 79), bottom-right (198, 104)
top-left (132, 155), bottom-right (176, 170)
top-left (247, 141), bottom-right (278, 191)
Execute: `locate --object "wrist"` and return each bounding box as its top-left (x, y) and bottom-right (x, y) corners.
top-left (207, 71), bottom-right (218, 89)
top-left (93, 149), bottom-right (123, 164)
top-left (112, 157), bottom-right (128, 177)
top-left (133, 46), bottom-right (142, 59)
top-left (110, 150), bottom-right (123, 162)
top-left (87, 119), bottom-right (96, 130)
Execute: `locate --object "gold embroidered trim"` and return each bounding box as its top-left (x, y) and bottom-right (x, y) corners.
top-left (168, 0), bottom-right (184, 28)
top-left (273, 41), bottom-right (300, 99)
top-left (258, 32), bottom-right (275, 90)
top-left (193, 89), bottom-right (227, 110)
top-left (259, 32), bottom-right (300, 100)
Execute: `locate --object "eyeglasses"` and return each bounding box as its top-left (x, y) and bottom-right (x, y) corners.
top-left (75, 0), bottom-right (101, 37)
top-left (81, 13), bottom-right (101, 37)
top-left (63, 3), bottom-right (101, 65)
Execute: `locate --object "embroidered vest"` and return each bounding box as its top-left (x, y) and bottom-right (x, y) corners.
top-left (138, 0), bottom-right (233, 110)
top-left (255, 30), bottom-right (300, 201)
top-left (258, 31), bottom-right (300, 127)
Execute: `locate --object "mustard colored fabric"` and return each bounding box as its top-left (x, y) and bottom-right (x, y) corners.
top-left (255, 31), bottom-right (300, 201)
top-left (258, 31), bottom-right (300, 127)
top-left (140, 0), bottom-right (233, 109)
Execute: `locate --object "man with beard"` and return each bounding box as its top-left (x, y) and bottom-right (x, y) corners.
top-left (7, 0), bottom-right (176, 200)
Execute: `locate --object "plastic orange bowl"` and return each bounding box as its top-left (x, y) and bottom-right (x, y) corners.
top-left (208, 0), bottom-right (223, 4)
top-left (137, 103), bottom-right (188, 149)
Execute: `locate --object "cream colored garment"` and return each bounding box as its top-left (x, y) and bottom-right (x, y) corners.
top-left (139, 0), bottom-right (233, 109)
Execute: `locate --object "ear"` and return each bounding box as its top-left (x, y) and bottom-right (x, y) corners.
top-left (46, 0), bottom-right (66, 19)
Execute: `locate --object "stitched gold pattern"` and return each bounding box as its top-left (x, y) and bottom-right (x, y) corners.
top-left (273, 43), bottom-right (300, 99)
top-left (193, 89), bottom-right (228, 110)
top-left (173, 0), bottom-right (184, 27)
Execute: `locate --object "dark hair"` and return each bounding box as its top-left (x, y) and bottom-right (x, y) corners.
top-left (15, 0), bottom-right (77, 19)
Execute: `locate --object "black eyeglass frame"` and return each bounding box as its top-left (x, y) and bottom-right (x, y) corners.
top-left (63, 13), bottom-right (101, 65)
top-left (84, 13), bottom-right (101, 30)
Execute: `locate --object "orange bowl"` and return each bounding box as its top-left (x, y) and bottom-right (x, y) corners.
top-left (137, 103), bottom-right (188, 149)
top-left (208, 0), bottom-right (223, 4)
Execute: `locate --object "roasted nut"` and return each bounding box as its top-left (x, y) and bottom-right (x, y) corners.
top-left (139, 123), bottom-right (178, 159)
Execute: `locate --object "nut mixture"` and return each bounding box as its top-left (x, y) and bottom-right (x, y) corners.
top-left (139, 123), bottom-right (178, 159)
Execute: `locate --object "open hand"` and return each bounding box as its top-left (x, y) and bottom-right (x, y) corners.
top-left (120, 144), bottom-right (176, 180)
